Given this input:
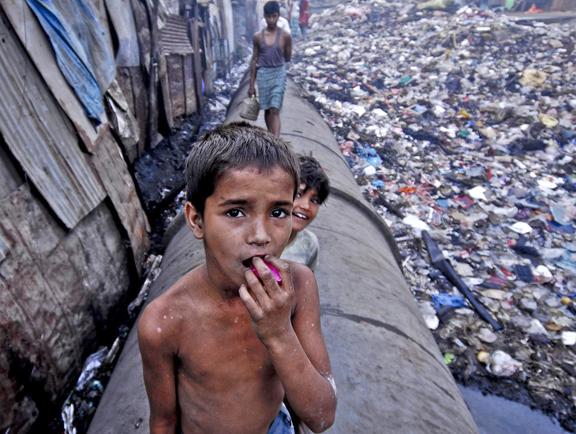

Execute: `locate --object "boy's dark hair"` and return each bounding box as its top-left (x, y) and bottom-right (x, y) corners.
top-left (264, 1), bottom-right (280, 16)
top-left (185, 122), bottom-right (299, 215)
top-left (298, 155), bottom-right (330, 204)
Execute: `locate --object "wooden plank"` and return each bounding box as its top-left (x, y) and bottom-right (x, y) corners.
top-left (190, 16), bottom-right (204, 111)
top-left (167, 54), bottom-right (186, 119)
top-left (129, 67), bottom-right (149, 157)
top-left (551, 0), bottom-right (575, 10)
top-left (92, 126), bottom-right (149, 269)
top-left (1, 2), bottom-right (100, 151)
top-left (184, 54), bottom-right (197, 115)
top-left (159, 55), bottom-right (175, 129)
top-left (0, 13), bottom-right (106, 229)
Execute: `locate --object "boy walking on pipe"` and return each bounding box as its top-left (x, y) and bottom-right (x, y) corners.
top-left (249, 1), bottom-right (292, 137)
top-left (138, 122), bottom-right (336, 434)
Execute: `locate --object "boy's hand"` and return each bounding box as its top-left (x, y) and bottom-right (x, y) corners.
top-left (248, 86), bottom-right (255, 98)
top-left (239, 256), bottom-right (295, 343)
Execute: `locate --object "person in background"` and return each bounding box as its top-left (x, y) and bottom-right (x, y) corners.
top-left (249, 1), bottom-right (292, 137)
top-left (282, 155), bottom-right (330, 271)
top-left (298, 0), bottom-right (310, 40)
top-left (260, 3), bottom-right (291, 34)
top-left (288, 0), bottom-right (300, 37)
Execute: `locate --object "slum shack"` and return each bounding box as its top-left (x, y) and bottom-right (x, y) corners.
top-left (0, 0), bottom-right (243, 431)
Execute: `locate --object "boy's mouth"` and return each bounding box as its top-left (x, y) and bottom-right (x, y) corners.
top-left (293, 211), bottom-right (309, 221)
top-left (242, 256), bottom-right (282, 283)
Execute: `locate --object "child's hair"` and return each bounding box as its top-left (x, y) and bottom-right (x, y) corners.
top-left (298, 155), bottom-right (330, 204)
top-left (264, 1), bottom-right (280, 16)
top-left (185, 122), bottom-right (299, 215)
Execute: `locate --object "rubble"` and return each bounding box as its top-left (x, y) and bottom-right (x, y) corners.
top-left (289, 0), bottom-right (576, 431)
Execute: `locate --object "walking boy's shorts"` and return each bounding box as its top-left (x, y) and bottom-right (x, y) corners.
top-left (256, 64), bottom-right (287, 110)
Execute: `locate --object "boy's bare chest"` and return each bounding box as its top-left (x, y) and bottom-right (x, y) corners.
top-left (262, 32), bottom-right (284, 49)
top-left (177, 309), bottom-right (274, 382)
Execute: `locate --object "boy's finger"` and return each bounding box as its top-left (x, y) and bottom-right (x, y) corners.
top-left (264, 256), bottom-right (292, 295)
top-left (245, 268), bottom-right (272, 309)
top-left (252, 257), bottom-right (281, 297)
top-left (239, 285), bottom-right (264, 321)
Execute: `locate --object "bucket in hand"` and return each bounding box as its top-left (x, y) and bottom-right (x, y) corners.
top-left (240, 95), bottom-right (260, 121)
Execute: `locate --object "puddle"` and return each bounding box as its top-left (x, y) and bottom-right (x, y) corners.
top-left (459, 386), bottom-right (570, 434)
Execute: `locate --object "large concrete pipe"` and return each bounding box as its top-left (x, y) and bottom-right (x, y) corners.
top-left (89, 79), bottom-right (478, 433)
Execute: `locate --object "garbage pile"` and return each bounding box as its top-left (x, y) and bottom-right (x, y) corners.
top-left (290, 0), bottom-right (576, 430)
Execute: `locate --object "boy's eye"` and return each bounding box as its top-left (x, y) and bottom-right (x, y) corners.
top-left (295, 192), bottom-right (303, 198)
top-left (271, 208), bottom-right (289, 218)
top-left (226, 209), bottom-right (245, 218)
top-left (311, 197), bottom-right (321, 205)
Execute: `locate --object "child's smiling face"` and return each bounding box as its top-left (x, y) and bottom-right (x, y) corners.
top-left (291, 183), bottom-right (321, 234)
top-left (186, 165), bottom-right (294, 290)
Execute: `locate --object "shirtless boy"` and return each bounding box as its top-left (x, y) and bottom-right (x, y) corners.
top-left (138, 122), bottom-right (336, 434)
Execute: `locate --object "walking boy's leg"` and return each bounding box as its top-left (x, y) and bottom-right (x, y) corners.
top-left (265, 108), bottom-right (282, 137)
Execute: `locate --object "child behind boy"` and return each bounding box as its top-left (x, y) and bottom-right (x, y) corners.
top-left (138, 122), bottom-right (336, 434)
top-left (282, 155), bottom-right (330, 270)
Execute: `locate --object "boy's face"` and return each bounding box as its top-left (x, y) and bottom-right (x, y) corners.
top-left (185, 165), bottom-right (294, 289)
top-left (292, 183), bottom-right (321, 234)
top-left (264, 13), bottom-right (279, 29)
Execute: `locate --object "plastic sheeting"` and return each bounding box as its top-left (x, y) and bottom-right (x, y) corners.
top-left (27, 0), bottom-right (115, 121)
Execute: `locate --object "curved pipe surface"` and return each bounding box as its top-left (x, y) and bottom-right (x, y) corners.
top-left (89, 78), bottom-right (478, 433)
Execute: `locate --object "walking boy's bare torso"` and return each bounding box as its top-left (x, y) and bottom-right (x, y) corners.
top-left (142, 267), bottom-right (287, 434)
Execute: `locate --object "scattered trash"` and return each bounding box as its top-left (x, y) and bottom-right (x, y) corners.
top-left (431, 293), bottom-right (466, 311)
top-left (422, 230), bottom-right (503, 331)
top-left (561, 331), bottom-right (576, 346)
top-left (291, 0), bottom-right (576, 429)
top-left (487, 351), bottom-right (522, 377)
top-left (61, 254), bottom-right (163, 433)
top-left (444, 352), bottom-right (456, 365)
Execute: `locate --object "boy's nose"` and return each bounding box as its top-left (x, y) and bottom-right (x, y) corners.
top-left (248, 219), bottom-right (271, 246)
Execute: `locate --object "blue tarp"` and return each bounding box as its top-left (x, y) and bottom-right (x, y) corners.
top-left (27, 0), bottom-right (115, 122)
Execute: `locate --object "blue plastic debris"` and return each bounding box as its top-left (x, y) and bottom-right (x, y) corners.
top-left (432, 293), bottom-right (467, 311)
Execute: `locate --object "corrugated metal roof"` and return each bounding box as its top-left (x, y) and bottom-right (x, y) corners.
top-left (0, 14), bottom-right (106, 229)
top-left (160, 15), bottom-right (194, 55)
top-left (2, 2), bottom-right (101, 151)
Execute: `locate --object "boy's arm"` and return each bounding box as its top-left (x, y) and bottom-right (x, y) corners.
top-left (240, 258), bottom-right (336, 433)
top-left (138, 306), bottom-right (179, 433)
top-left (284, 32), bottom-right (292, 63)
top-left (248, 33), bottom-right (259, 97)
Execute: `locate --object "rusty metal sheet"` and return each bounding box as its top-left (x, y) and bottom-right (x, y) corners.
top-left (0, 186), bottom-right (133, 431)
top-left (1, 2), bottom-right (101, 151)
top-left (0, 200), bottom-right (77, 387)
top-left (0, 11), bottom-right (106, 229)
top-left (92, 127), bottom-right (150, 268)
top-left (160, 14), bottom-right (193, 55)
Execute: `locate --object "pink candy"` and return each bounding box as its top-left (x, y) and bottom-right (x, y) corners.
top-left (250, 261), bottom-right (282, 283)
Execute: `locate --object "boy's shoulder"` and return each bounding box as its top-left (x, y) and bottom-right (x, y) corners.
top-left (138, 269), bottom-right (203, 345)
top-left (287, 260), bottom-right (318, 296)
